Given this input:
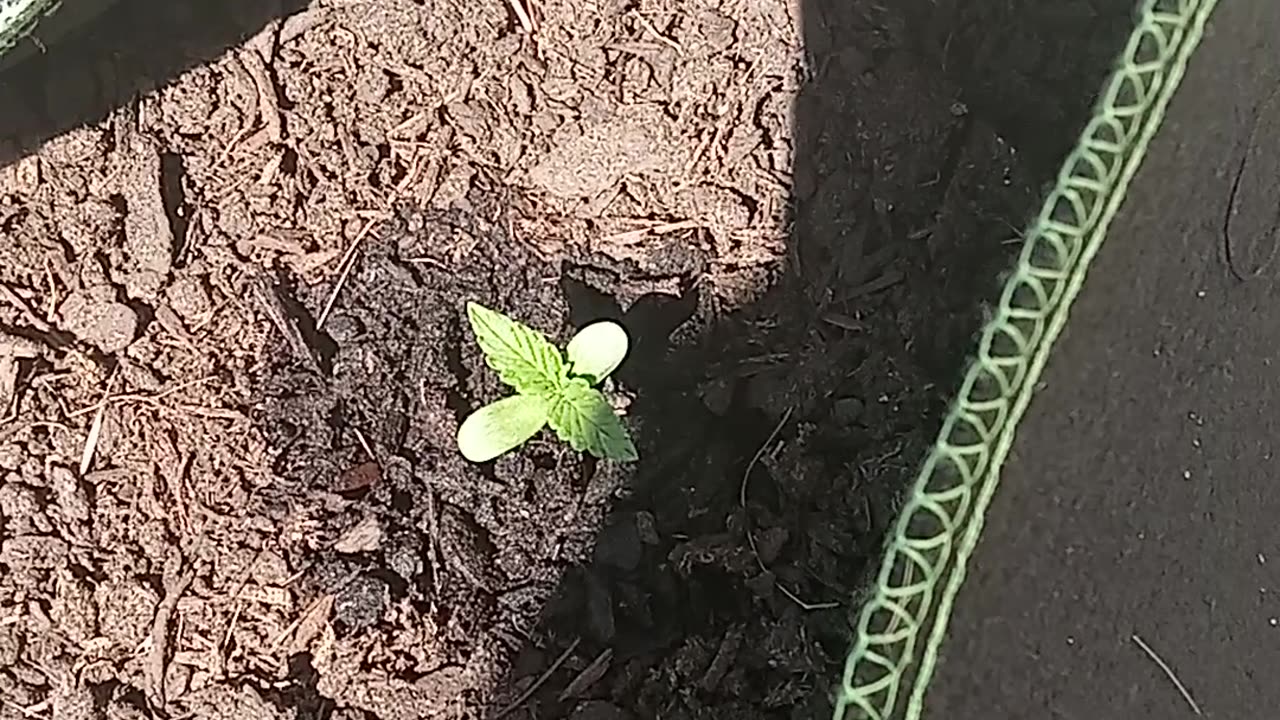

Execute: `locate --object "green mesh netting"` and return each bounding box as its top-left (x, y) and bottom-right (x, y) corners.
top-left (833, 1), bottom-right (1218, 718)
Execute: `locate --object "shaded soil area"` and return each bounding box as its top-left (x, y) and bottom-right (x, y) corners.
top-left (927, 4), bottom-right (1280, 720)
top-left (0, 1), bottom-right (1129, 718)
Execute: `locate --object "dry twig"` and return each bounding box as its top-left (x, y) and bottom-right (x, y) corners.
top-left (739, 407), bottom-right (839, 611)
top-left (507, 0), bottom-right (535, 33)
top-left (495, 638), bottom-right (581, 718)
top-left (70, 375), bottom-right (217, 418)
top-left (78, 370), bottom-right (119, 476)
top-left (631, 10), bottom-right (681, 54)
top-left (0, 284), bottom-right (56, 335)
top-left (146, 564), bottom-right (196, 710)
top-left (1131, 633), bottom-right (1203, 715)
top-left (317, 216), bottom-right (382, 329)
top-left (600, 220), bottom-right (699, 245)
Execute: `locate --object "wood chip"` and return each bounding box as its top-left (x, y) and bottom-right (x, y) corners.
top-left (699, 625), bottom-right (744, 692)
top-left (145, 562), bottom-right (195, 711)
top-left (237, 585), bottom-right (292, 608)
top-left (287, 594), bottom-right (334, 655)
top-left (333, 516), bottom-right (383, 554)
top-left (238, 46), bottom-right (284, 144)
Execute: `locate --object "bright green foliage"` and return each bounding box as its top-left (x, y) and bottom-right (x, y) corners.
top-left (565, 320), bottom-right (628, 383)
top-left (466, 302), bottom-right (565, 396)
top-left (455, 394), bottom-right (550, 463)
top-left (547, 378), bottom-right (638, 462)
top-left (456, 301), bottom-right (636, 463)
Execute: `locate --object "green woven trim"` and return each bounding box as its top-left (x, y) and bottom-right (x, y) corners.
top-left (833, 1), bottom-right (1218, 718)
top-left (0, 0), bottom-right (60, 58)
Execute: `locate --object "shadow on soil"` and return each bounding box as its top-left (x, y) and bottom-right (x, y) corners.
top-left (0, 0), bottom-right (302, 168)
top-left (506, 2), bottom-right (1133, 718)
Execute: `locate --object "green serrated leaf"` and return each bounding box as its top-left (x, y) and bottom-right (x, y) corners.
top-left (456, 394), bottom-right (550, 463)
top-left (466, 301), bottom-right (565, 395)
top-left (546, 378), bottom-right (638, 462)
top-left (566, 320), bottom-right (629, 384)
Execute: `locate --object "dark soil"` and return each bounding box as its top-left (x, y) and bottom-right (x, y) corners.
top-left (929, 4), bottom-right (1280, 719)
top-left (0, 1), bottom-right (1131, 719)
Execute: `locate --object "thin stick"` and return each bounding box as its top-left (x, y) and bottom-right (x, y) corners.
top-left (221, 602), bottom-right (243, 654)
top-left (69, 375), bottom-right (217, 418)
top-left (317, 216), bottom-right (381, 329)
top-left (79, 398), bottom-right (107, 476)
top-left (352, 426), bottom-right (376, 462)
top-left (739, 406), bottom-right (792, 508)
top-left (506, 0), bottom-right (534, 33)
top-left (267, 594), bottom-right (331, 653)
top-left (79, 370), bottom-right (119, 476)
top-left (1, 698), bottom-right (47, 718)
top-left (0, 284), bottom-right (56, 335)
top-left (631, 10), bottom-right (681, 55)
top-left (1131, 633), bottom-right (1202, 715)
top-left (600, 219), bottom-right (699, 245)
top-left (146, 567), bottom-right (196, 710)
top-left (494, 637), bottom-right (581, 718)
top-left (738, 408), bottom-right (838, 611)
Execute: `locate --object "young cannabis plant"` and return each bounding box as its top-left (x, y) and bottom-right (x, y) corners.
top-left (455, 301), bottom-right (638, 464)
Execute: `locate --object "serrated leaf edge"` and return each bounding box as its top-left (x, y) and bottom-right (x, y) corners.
top-left (466, 301), bottom-right (566, 395)
top-left (546, 381), bottom-right (638, 462)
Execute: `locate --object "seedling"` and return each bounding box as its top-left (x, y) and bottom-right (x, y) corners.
top-left (456, 301), bottom-right (638, 464)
